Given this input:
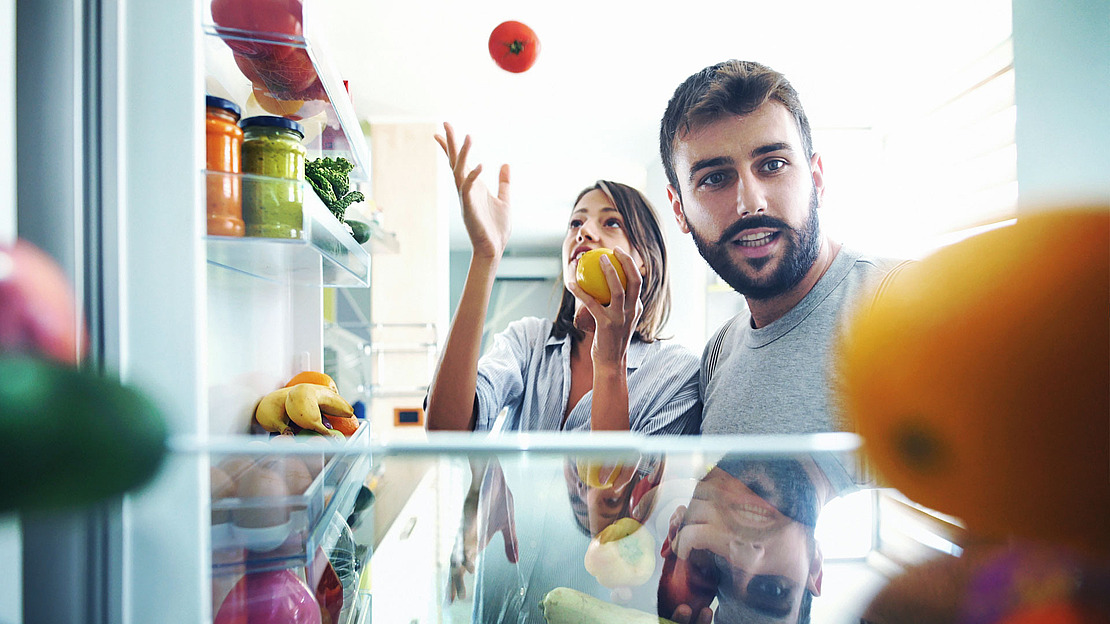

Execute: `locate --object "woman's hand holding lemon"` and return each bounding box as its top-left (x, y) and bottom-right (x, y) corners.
top-left (567, 247), bottom-right (643, 367)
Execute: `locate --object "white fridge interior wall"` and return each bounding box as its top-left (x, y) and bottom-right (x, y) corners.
top-left (207, 269), bottom-right (324, 435)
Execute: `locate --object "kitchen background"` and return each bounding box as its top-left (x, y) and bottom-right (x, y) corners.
top-left (1, 0), bottom-right (1107, 622)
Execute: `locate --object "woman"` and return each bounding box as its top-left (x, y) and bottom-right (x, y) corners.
top-left (425, 122), bottom-right (700, 435)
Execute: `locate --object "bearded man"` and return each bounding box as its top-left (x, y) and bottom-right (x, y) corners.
top-left (660, 60), bottom-right (907, 434)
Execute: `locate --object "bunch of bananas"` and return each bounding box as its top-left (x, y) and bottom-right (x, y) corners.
top-left (252, 371), bottom-right (360, 438)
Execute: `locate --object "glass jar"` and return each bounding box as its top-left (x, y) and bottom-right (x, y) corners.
top-left (205, 95), bottom-right (245, 237)
top-left (239, 116), bottom-right (307, 239)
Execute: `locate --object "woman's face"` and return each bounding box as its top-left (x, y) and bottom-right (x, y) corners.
top-left (562, 189), bottom-right (646, 288)
top-left (564, 459), bottom-right (636, 536)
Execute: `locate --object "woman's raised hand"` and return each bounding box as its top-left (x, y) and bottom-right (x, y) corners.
top-left (435, 122), bottom-right (512, 261)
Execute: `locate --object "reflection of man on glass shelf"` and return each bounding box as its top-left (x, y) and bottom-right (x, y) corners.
top-left (658, 455), bottom-right (837, 624)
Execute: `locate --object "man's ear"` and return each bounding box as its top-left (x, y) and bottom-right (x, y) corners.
top-left (666, 184), bottom-right (690, 234)
top-left (810, 152), bottom-right (825, 205)
top-left (807, 541), bottom-right (824, 597)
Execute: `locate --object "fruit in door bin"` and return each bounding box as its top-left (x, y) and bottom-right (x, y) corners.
top-left (233, 51), bottom-right (318, 100)
top-left (323, 414), bottom-right (359, 437)
top-left (0, 239), bottom-right (88, 363)
top-left (310, 546), bottom-right (343, 624)
top-left (583, 517), bottom-right (657, 588)
top-left (285, 383), bottom-right (354, 434)
top-left (253, 386), bottom-right (294, 433)
top-left (488, 20), bottom-right (540, 73)
top-left (837, 207), bottom-right (1110, 555)
top-left (210, 0), bottom-right (303, 60)
top-left (576, 248), bottom-right (627, 305)
top-left (285, 370), bottom-right (339, 393)
top-left (251, 83), bottom-right (305, 117)
top-left (214, 569), bottom-right (322, 624)
top-left (0, 355), bottom-right (168, 512)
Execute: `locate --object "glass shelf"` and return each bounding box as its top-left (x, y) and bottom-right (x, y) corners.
top-left (201, 0), bottom-right (371, 184)
top-left (205, 171), bottom-right (372, 287)
top-left (174, 431), bottom-right (979, 623)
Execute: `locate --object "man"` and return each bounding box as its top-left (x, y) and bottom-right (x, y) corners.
top-left (657, 456), bottom-right (833, 623)
top-left (659, 60), bottom-right (906, 434)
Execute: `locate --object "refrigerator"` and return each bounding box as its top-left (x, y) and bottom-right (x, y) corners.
top-left (15, 0), bottom-right (380, 621)
top-left (8, 1), bottom-right (1108, 623)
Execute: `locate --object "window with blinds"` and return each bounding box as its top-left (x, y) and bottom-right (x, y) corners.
top-left (885, 38), bottom-right (1017, 253)
top-left (822, 37), bottom-right (1018, 260)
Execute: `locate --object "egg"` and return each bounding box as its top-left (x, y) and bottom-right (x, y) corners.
top-left (232, 463), bottom-right (290, 529)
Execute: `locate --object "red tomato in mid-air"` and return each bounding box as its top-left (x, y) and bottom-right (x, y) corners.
top-left (488, 20), bottom-right (540, 73)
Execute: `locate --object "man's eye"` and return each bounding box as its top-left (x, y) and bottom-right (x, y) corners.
top-left (761, 159), bottom-right (786, 173)
top-left (746, 575), bottom-right (793, 616)
top-left (699, 172), bottom-right (727, 188)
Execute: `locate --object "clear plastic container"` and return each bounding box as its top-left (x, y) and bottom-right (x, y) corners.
top-left (205, 95), bottom-right (245, 237)
top-left (240, 115), bottom-right (307, 239)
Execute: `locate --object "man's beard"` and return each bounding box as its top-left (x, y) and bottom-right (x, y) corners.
top-left (715, 456), bottom-right (820, 528)
top-left (687, 189), bottom-right (821, 300)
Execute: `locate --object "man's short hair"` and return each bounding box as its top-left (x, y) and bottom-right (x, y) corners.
top-left (659, 60), bottom-right (814, 199)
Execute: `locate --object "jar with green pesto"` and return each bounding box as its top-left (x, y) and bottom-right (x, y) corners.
top-left (240, 115), bottom-right (306, 239)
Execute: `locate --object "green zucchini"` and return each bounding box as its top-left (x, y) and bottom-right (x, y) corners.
top-left (540, 587), bottom-right (679, 624)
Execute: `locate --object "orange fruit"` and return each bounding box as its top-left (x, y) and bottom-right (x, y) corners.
top-left (837, 207), bottom-right (1109, 555)
top-left (251, 84), bottom-right (304, 117)
top-left (324, 415), bottom-right (359, 437)
top-left (285, 371), bottom-right (338, 393)
top-left (575, 248), bottom-right (626, 305)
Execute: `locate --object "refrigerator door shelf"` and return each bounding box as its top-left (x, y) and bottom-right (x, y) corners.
top-left (201, 0), bottom-right (371, 184)
top-left (209, 421), bottom-right (372, 577)
top-left (205, 171), bottom-right (372, 287)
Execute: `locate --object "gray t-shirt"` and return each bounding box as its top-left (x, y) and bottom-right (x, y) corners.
top-left (700, 247), bottom-right (906, 435)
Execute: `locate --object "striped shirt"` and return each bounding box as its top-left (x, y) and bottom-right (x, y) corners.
top-left (475, 317), bottom-right (702, 435)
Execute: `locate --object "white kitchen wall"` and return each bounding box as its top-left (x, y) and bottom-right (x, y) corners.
top-left (369, 123), bottom-right (450, 439)
top-left (1012, 0), bottom-right (1110, 210)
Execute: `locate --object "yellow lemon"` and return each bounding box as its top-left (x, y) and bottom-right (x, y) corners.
top-left (576, 459), bottom-right (622, 489)
top-left (575, 248), bottom-right (626, 305)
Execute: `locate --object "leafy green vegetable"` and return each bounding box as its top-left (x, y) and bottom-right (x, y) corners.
top-left (305, 157), bottom-right (365, 222)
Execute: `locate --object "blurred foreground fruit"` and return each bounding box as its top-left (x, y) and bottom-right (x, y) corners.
top-left (0, 239), bottom-right (87, 363)
top-left (0, 355), bottom-right (168, 511)
top-left (837, 207), bottom-right (1110, 555)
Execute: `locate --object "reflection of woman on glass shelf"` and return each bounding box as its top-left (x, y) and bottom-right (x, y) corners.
top-left (424, 123), bottom-right (701, 435)
top-left (456, 455), bottom-right (673, 623)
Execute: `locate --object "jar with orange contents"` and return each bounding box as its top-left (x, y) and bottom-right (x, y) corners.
top-left (205, 95), bottom-right (245, 237)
